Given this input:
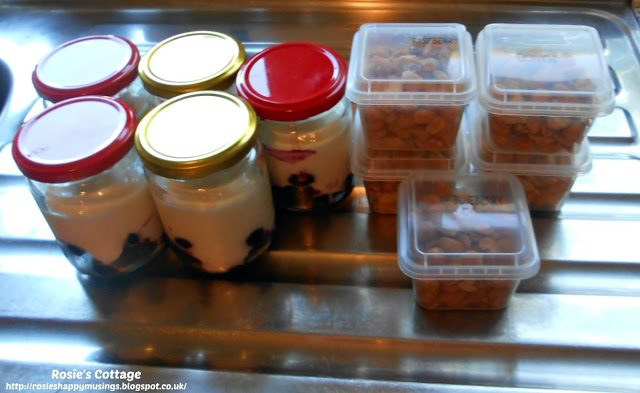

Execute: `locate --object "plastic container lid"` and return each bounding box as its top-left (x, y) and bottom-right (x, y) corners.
top-left (12, 96), bottom-right (137, 183)
top-left (235, 42), bottom-right (347, 122)
top-left (139, 31), bottom-right (246, 98)
top-left (475, 23), bottom-right (615, 117)
top-left (345, 23), bottom-right (477, 106)
top-left (397, 172), bottom-right (540, 280)
top-left (32, 35), bottom-right (140, 103)
top-left (135, 91), bottom-right (258, 179)
top-left (468, 103), bottom-right (592, 176)
top-left (351, 112), bottom-right (468, 180)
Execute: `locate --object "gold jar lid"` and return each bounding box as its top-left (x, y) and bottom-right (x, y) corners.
top-left (139, 31), bottom-right (246, 99)
top-left (135, 91), bottom-right (258, 179)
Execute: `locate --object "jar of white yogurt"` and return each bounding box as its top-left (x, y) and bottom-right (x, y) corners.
top-left (32, 35), bottom-right (161, 119)
top-left (236, 42), bottom-right (353, 211)
top-left (12, 96), bottom-right (166, 276)
top-left (138, 31), bottom-right (246, 100)
top-left (135, 91), bottom-right (275, 274)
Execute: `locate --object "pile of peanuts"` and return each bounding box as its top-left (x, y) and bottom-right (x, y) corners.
top-left (488, 47), bottom-right (597, 153)
top-left (516, 175), bottom-right (575, 211)
top-left (479, 129), bottom-right (577, 211)
top-left (364, 181), bottom-right (402, 214)
top-left (414, 279), bottom-right (517, 310)
top-left (364, 150), bottom-right (456, 214)
top-left (489, 113), bottom-right (592, 153)
top-left (411, 186), bottom-right (521, 310)
top-left (359, 36), bottom-right (464, 150)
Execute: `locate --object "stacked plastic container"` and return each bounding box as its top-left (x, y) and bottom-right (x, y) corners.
top-left (397, 172), bottom-right (540, 310)
top-left (471, 23), bottom-right (615, 211)
top-left (346, 23), bottom-right (477, 214)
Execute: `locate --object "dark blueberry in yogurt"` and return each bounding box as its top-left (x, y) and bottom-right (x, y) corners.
top-left (174, 237), bottom-right (193, 249)
top-left (66, 243), bottom-right (86, 256)
top-left (58, 233), bottom-right (163, 276)
top-left (244, 227), bottom-right (273, 264)
top-left (288, 171), bottom-right (315, 187)
top-left (314, 173), bottom-right (354, 208)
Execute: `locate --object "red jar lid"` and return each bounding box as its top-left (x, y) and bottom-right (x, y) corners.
top-left (235, 42), bottom-right (347, 122)
top-left (32, 35), bottom-right (141, 103)
top-left (12, 96), bottom-right (137, 183)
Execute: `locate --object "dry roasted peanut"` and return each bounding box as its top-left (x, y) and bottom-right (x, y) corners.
top-left (368, 55), bottom-right (394, 76)
top-left (439, 237), bottom-right (464, 253)
top-left (432, 70), bottom-right (449, 80)
top-left (419, 57), bottom-right (440, 72)
top-left (546, 117), bottom-right (571, 131)
top-left (413, 109), bottom-right (437, 125)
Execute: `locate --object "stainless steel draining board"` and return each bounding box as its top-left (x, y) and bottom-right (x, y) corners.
top-left (0, 2), bottom-right (639, 392)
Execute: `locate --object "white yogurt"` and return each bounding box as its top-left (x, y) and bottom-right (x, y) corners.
top-left (43, 183), bottom-right (164, 264)
top-left (152, 167), bottom-right (275, 273)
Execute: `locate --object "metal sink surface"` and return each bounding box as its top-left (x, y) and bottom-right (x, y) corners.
top-left (0, 1), bottom-right (639, 392)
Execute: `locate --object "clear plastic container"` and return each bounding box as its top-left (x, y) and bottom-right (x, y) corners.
top-left (135, 91), bottom-right (275, 274)
top-left (139, 31), bottom-right (246, 100)
top-left (236, 42), bottom-right (353, 211)
top-left (32, 35), bottom-right (161, 119)
top-left (468, 104), bottom-right (592, 211)
top-left (346, 23), bottom-right (477, 151)
top-left (397, 172), bottom-right (540, 310)
top-left (12, 96), bottom-right (165, 276)
top-left (475, 23), bottom-right (615, 153)
top-left (351, 112), bottom-right (469, 214)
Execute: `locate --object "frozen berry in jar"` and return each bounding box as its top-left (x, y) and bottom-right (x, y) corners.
top-left (12, 96), bottom-right (166, 276)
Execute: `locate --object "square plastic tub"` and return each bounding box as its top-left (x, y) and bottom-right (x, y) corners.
top-left (351, 113), bottom-right (469, 214)
top-left (397, 172), bottom-right (540, 310)
top-left (475, 23), bottom-right (615, 153)
top-left (346, 23), bottom-right (477, 151)
top-left (468, 104), bottom-right (592, 211)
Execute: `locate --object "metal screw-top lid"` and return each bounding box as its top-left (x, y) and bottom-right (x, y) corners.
top-left (139, 31), bottom-right (246, 99)
top-left (135, 91), bottom-right (258, 179)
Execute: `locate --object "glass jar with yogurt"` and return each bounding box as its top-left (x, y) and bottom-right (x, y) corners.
top-left (135, 91), bottom-right (275, 274)
top-left (236, 42), bottom-right (353, 211)
top-left (138, 31), bottom-right (246, 100)
top-left (32, 35), bottom-right (160, 119)
top-left (12, 96), bottom-right (166, 276)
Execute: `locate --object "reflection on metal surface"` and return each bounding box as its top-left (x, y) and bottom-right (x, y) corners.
top-left (1, 2), bottom-right (640, 392)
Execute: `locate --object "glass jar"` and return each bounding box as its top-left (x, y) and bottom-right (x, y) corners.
top-left (135, 91), bottom-right (275, 273)
top-left (138, 31), bottom-right (246, 100)
top-left (236, 42), bottom-right (354, 211)
top-left (32, 35), bottom-right (161, 119)
top-left (12, 96), bottom-right (165, 276)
